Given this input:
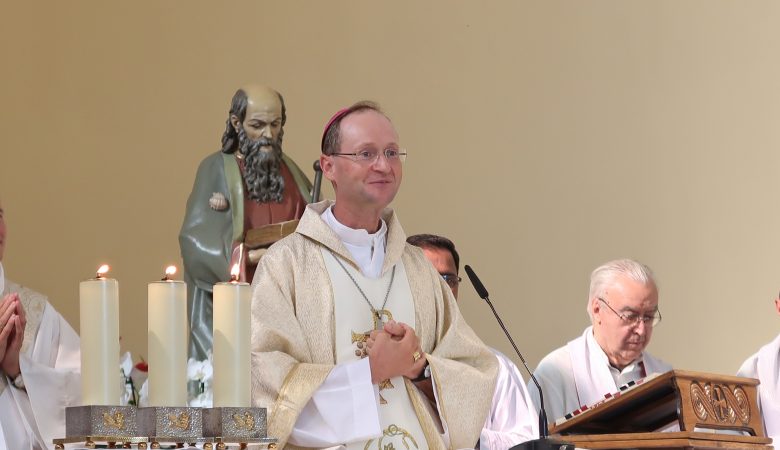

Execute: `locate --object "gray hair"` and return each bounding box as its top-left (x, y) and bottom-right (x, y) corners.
top-left (587, 258), bottom-right (656, 320)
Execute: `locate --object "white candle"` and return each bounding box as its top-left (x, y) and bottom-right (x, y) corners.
top-left (213, 264), bottom-right (251, 407)
top-left (79, 265), bottom-right (120, 405)
top-left (147, 266), bottom-right (188, 407)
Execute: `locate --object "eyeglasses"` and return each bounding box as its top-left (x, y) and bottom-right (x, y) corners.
top-left (330, 148), bottom-right (407, 164)
top-left (441, 274), bottom-right (462, 289)
top-left (597, 297), bottom-right (662, 327)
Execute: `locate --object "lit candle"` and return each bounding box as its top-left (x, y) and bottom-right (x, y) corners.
top-left (147, 265), bottom-right (188, 406)
top-left (79, 264), bottom-right (120, 405)
top-left (213, 264), bottom-right (251, 407)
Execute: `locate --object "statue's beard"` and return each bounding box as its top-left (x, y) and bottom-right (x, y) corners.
top-left (237, 128), bottom-right (285, 203)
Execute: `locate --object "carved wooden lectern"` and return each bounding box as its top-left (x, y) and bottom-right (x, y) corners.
top-left (550, 370), bottom-right (773, 449)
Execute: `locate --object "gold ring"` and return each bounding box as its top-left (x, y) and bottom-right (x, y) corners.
top-left (412, 351), bottom-right (422, 362)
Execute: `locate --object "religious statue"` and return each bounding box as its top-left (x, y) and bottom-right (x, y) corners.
top-left (179, 85), bottom-right (313, 359)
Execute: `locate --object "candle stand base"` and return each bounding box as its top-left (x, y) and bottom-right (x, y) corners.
top-left (54, 406), bottom-right (277, 449)
top-left (202, 407), bottom-right (267, 439)
top-left (65, 405), bottom-right (141, 437)
top-left (137, 406), bottom-right (204, 444)
top-left (55, 405), bottom-right (148, 448)
top-left (203, 407), bottom-right (277, 449)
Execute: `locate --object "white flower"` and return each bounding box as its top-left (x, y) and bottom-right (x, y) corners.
top-left (187, 357), bottom-right (214, 383)
top-left (119, 352), bottom-right (134, 405)
top-left (119, 352), bottom-right (134, 377)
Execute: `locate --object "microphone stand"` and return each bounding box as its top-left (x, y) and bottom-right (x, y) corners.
top-left (464, 265), bottom-right (573, 450)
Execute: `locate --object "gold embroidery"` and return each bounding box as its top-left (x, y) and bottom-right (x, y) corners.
top-left (352, 310), bottom-right (394, 358)
top-left (378, 378), bottom-right (396, 405)
top-left (351, 309), bottom-right (396, 403)
top-left (364, 424), bottom-right (419, 450)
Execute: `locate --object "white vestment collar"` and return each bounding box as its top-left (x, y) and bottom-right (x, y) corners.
top-left (568, 326), bottom-right (652, 408)
top-left (322, 205), bottom-right (387, 279)
top-left (585, 327), bottom-right (645, 386)
top-left (0, 261), bottom-right (5, 295)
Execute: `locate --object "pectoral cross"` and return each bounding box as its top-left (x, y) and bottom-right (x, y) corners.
top-left (351, 309), bottom-right (394, 404)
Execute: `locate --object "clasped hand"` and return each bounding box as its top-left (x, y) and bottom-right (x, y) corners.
top-left (0, 293), bottom-right (26, 378)
top-left (365, 320), bottom-right (426, 384)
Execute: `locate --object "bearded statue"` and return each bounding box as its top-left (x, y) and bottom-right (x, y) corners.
top-left (180, 85), bottom-right (313, 359)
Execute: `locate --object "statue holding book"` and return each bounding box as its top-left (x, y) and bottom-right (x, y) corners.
top-left (179, 85), bottom-right (313, 359)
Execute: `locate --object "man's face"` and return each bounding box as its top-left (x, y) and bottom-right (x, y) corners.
top-left (237, 88), bottom-right (283, 153)
top-left (422, 247), bottom-right (459, 300)
top-left (591, 275), bottom-right (658, 369)
top-left (233, 87), bottom-right (286, 203)
top-left (322, 110), bottom-right (402, 211)
top-left (0, 202), bottom-right (5, 261)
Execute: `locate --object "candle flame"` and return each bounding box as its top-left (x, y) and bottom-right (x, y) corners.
top-left (161, 265), bottom-right (177, 281)
top-left (230, 263), bottom-right (240, 282)
top-left (96, 264), bottom-right (110, 278)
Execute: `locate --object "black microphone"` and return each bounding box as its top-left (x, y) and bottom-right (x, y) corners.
top-left (464, 265), bottom-right (572, 450)
top-left (311, 160), bottom-right (323, 203)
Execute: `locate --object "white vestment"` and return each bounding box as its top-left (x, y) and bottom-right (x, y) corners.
top-left (480, 349), bottom-right (539, 450)
top-left (286, 205), bottom-right (413, 448)
top-left (250, 201), bottom-right (497, 450)
top-left (528, 326), bottom-right (671, 422)
top-left (0, 269), bottom-right (81, 450)
top-left (737, 333), bottom-right (780, 442)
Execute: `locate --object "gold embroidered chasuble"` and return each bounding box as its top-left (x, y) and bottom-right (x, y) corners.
top-left (250, 200), bottom-right (497, 449)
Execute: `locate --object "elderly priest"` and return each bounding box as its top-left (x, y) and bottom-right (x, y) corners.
top-left (250, 102), bottom-right (497, 449)
top-left (529, 258), bottom-right (671, 422)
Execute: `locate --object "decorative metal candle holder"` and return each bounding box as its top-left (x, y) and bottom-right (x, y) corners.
top-left (203, 406), bottom-right (277, 448)
top-left (137, 406), bottom-right (204, 447)
top-left (54, 405), bottom-right (146, 449)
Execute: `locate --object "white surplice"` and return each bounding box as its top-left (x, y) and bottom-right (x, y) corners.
top-left (0, 264), bottom-right (81, 450)
top-left (480, 349), bottom-right (539, 450)
top-left (528, 326), bottom-right (671, 422)
top-left (737, 333), bottom-right (780, 442)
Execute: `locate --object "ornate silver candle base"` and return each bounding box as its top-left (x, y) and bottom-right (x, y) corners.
top-left (203, 407), bottom-right (277, 448)
top-left (202, 407), bottom-right (265, 439)
top-left (65, 405), bottom-right (140, 437)
top-left (137, 406), bottom-right (204, 445)
top-left (54, 405), bottom-right (278, 449)
top-left (55, 405), bottom-right (146, 449)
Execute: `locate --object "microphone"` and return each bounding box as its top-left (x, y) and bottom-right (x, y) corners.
top-left (311, 160), bottom-right (323, 203)
top-left (464, 265), bottom-right (572, 450)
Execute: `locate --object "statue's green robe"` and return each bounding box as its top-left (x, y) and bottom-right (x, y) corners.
top-left (179, 151), bottom-right (312, 359)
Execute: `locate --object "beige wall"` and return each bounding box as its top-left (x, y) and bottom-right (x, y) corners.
top-left (1, 1), bottom-right (778, 377)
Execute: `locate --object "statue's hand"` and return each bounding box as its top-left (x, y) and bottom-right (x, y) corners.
top-left (247, 248), bottom-right (268, 264)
